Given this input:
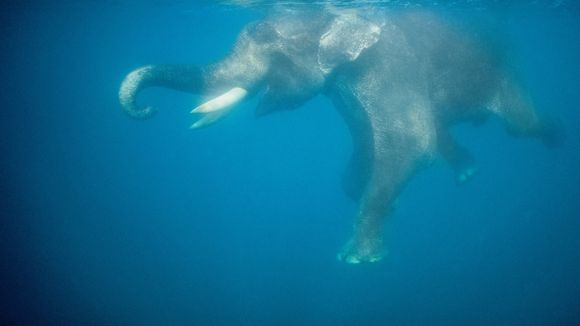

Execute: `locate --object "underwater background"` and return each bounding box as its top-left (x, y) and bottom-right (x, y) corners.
top-left (1, 1), bottom-right (579, 325)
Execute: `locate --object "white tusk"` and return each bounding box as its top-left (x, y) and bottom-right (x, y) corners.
top-left (190, 111), bottom-right (228, 130)
top-left (191, 87), bottom-right (248, 113)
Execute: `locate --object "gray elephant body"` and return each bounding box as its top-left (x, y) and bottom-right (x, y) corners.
top-left (120, 7), bottom-right (560, 263)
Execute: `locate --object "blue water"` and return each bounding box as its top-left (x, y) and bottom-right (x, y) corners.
top-left (1, 1), bottom-right (579, 325)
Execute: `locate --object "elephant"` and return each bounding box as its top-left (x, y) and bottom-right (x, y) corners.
top-left (119, 7), bottom-right (561, 263)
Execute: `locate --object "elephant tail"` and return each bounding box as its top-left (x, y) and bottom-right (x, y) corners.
top-left (119, 64), bottom-right (204, 119)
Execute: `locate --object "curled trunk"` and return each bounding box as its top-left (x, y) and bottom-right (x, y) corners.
top-left (119, 64), bottom-right (204, 119)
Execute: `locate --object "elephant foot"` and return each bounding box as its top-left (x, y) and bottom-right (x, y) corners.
top-left (456, 164), bottom-right (479, 185)
top-left (337, 236), bottom-right (385, 264)
top-left (452, 149), bottom-right (479, 185)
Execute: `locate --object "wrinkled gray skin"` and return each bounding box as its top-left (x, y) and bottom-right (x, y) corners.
top-left (119, 7), bottom-right (561, 263)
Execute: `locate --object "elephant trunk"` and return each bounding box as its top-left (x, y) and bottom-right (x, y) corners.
top-left (119, 64), bottom-right (204, 119)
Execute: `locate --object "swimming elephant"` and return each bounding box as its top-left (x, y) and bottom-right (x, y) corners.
top-left (119, 7), bottom-right (561, 263)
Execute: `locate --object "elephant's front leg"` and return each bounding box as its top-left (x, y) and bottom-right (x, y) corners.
top-left (338, 134), bottom-right (434, 264)
top-left (337, 154), bottom-right (415, 263)
top-left (437, 128), bottom-right (479, 184)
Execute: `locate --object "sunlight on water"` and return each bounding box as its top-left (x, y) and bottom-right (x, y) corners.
top-left (211, 0), bottom-right (577, 9)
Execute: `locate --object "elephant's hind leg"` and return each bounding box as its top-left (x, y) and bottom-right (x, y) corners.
top-left (490, 77), bottom-right (564, 147)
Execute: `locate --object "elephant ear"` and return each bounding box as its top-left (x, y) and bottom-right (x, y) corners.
top-left (318, 13), bottom-right (382, 74)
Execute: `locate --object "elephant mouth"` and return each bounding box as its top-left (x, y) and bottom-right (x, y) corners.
top-left (188, 81), bottom-right (316, 129)
top-left (189, 87), bottom-right (249, 129)
top-left (188, 85), bottom-right (308, 129)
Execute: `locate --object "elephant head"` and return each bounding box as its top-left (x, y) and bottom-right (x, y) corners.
top-left (119, 8), bottom-right (383, 126)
